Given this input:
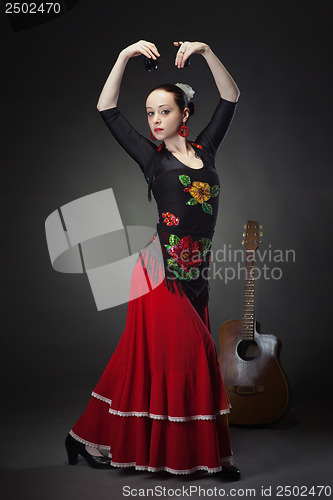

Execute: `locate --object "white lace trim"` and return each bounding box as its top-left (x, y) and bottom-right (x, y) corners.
top-left (91, 390), bottom-right (231, 421)
top-left (91, 391), bottom-right (112, 405)
top-left (108, 407), bottom-right (230, 421)
top-left (69, 430), bottom-right (110, 451)
top-left (109, 460), bottom-right (234, 475)
top-left (69, 433), bottom-right (234, 474)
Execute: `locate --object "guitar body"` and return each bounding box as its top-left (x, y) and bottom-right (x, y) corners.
top-left (219, 319), bottom-right (289, 425)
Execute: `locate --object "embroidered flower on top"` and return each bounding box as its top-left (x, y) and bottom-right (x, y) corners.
top-left (179, 175), bottom-right (220, 215)
top-left (162, 212), bottom-right (180, 226)
top-left (164, 234), bottom-right (212, 281)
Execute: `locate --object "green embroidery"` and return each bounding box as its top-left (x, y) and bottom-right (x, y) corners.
top-left (188, 267), bottom-right (200, 279)
top-left (179, 175), bottom-right (191, 186)
top-left (202, 202), bottom-right (213, 215)
top-left (186, 198), bottom-right (198, 205)
top-left (169, 234), bottom-right (180, 246)
top-left (210, 185), bottom-right (220, 197)
top-left (200, 238), bottom-right (212, 257)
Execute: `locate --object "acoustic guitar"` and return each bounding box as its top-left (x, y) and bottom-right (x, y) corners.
top-left (218, 220), bottom-right (290, 425)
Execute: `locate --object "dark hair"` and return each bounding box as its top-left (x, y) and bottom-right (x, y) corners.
top-left (149, 83), bottom-right (195, 117)
top-left (145, 84), bottom-right (196, 202)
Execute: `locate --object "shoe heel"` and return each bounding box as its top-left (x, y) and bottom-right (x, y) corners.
top-left (65, 433), bottom-right (111, 469)
top-left (65, 434), bottom-right (79, 465)
top-left (66, 447), bottom-right (79, 465)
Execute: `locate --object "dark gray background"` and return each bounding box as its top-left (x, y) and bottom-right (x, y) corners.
top-left (1, 0), bottom-right (332, 498)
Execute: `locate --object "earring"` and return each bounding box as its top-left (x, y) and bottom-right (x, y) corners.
top-left (178, 125), bottom-right (189, 138)
top-left (150, 131), bottom-right (157, 141)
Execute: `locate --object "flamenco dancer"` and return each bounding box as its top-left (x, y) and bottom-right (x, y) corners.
top-left (65, 40), bottom-right (241, 479)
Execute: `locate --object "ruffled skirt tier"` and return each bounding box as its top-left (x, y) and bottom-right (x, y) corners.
top-left (70, 255), bottom-right (232, 474)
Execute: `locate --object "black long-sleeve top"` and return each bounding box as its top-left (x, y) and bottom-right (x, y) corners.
top-left (99, 97), bottom-right (238, 309)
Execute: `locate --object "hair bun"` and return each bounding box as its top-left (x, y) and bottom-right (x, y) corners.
top-left (188, 101), bottom-right (195, 117)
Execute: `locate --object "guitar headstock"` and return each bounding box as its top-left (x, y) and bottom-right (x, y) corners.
top-left (241, 220), bottom-right (263, 251)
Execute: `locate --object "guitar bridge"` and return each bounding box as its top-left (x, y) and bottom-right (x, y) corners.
top-left (228, 385), bottom-right (265, 395)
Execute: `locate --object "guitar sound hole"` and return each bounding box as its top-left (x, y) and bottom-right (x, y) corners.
top-left (237, 340), bottom-right (259, 361)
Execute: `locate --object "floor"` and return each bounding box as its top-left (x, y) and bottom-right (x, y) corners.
top-left (1, 400), bottom-right (332, 500)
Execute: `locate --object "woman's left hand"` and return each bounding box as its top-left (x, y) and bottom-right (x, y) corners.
top-left (173, 41), bottom-right (210, 68)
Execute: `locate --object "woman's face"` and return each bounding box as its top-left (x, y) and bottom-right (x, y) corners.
top-left (146, 90), bottom-right (188, 141)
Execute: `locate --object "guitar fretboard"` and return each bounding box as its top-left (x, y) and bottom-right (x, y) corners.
top-left (241, 221), bottom-right (263, 340)
top-left (242, 251), bottom-right (256, 339)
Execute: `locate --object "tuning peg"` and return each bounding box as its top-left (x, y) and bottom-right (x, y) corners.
top-left (259, 224), bottom-right (263, 229)
top-left (259, 231), bottom-right (263, 237)
top-left (241, 240), bottom-right (245, 245)
top-left (242, 232), bottom-right (245, 237)
top-left (243, 224), bottom-right (247, 229)
top-left (260, 240), bottom-right (263, 244)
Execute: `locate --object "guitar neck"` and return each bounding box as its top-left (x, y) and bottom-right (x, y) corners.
top-left (242, 250), bottom-right (256, 340)
top-left (240, 220), bottom-right (263, 340)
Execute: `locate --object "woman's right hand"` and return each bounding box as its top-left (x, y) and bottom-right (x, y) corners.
top-left (121, 40), bottom-right (160, 60)
top-left (97, 41), bottom-right (160, 111)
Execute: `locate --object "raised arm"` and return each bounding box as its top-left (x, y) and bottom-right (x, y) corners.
top-left (96, 40), bottom-right (160, 111)
top-left (96, 41), bottom-right (161, 174)
top-left (174, 41), bottom-right (240, 103)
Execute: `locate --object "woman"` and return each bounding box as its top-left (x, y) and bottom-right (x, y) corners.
top-left (65, 40), bottom-right (241, 479)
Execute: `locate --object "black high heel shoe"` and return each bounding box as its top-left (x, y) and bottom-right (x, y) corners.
top-left (218, 463), bottom-right (241, 481)
top-left (65, 433), bottom-right (111, 469)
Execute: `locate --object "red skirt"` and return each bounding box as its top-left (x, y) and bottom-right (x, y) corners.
top-left (70, 250), bottom-right (232, 474)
